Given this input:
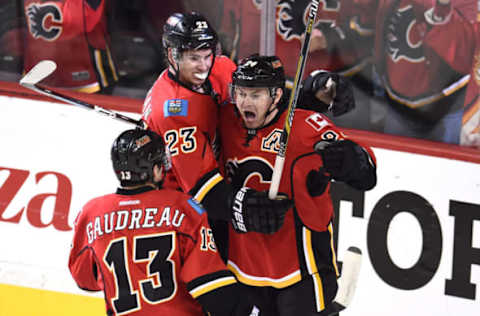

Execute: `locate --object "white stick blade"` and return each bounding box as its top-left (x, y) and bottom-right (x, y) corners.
top-left (334, 246), bottom-right (362, 308)
top-left (19, 60), bottom-right (57, 86)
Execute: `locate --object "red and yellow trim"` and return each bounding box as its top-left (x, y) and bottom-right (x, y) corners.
top-left (193, 173), bottom-right (223, 202)
top-left (189, 276), bottom-right (237, 298)
top-left (227, 261), bottom-right (301, 288)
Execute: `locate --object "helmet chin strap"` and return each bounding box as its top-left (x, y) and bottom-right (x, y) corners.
top-left (168, 48), bottom-right (182, 83)
top-left (265, 98), bottom-right (278, 119)
top-left (261, 90), bottom-right (279, 126)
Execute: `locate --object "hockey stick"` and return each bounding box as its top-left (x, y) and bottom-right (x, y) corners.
top-left (268, 0), bottom-right (321, 199)
top-left (323, 246), bottom-right (363, 316)
top-left (19, 60), bottom-right (144, 127)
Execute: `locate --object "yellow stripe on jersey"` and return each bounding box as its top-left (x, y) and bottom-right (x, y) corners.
top-left (312, 272), bottom-right (325, 311)
top-left (462, 98), bottom-right (480, 125)
top-left (94, 49), bottom-right (108, 88)
top-left (106, 45), bottom-right (119, 81)
top-left (75, 82), bottom-right (101, 93)
top-left (189, 276), bottom-right (237, 298)
top-left (328, 223), bottom-right (340, 277)
top-left (193, 173), bottom-right (223, 202)
top-left (384, 74), bottom-right (470, 109)
top-left (303, 227), bottom-right (318, 274)
top-left (303, 227), bottom-right (326, 312)
top-left (227, 261), bottom-right (301, 288)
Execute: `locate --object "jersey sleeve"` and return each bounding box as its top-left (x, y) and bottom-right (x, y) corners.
top-left (292, 153), bottom-right (334, 231)
top-left (424, 6), bottom-right (476, 74)
top-left (179, 198), bottom-right (237, 298)
top-left (210, 55), bottom-right (237, 104)
top-left (291, 111), bottom-right (376, 229)
top-left (68, 205), bottom-right (102, 292)
top-left (290, 112), bottom-right (343, 230)
top-left (460, 46), bottom-right (480, 148)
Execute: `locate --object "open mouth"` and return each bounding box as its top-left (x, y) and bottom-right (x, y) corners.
top-left (243, 110), bottom-right (256, 122)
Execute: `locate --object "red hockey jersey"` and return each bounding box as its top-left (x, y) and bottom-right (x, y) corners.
top-left (375, 0), bottom-right (476, 105)
top-left (222, 0), bottom-right (376, 79)
top-left (23, 0), bottom-right (117, 92)
top-left (461, 21), bottom-right (480, 147)
top-left (219, 106), bottom-right (350, 290)
top-left (68, 187), bottom-right (237, 316)
top-left (142, 56), bottom-right (236, 200)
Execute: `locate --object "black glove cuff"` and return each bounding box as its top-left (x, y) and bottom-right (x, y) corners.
top-left (229, 187), bottom-right (249, 233)
top-left (306, 168), bottom-right (330, 197)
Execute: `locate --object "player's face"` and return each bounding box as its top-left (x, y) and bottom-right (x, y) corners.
top-left (234, 86), bottom-right (277, 129)
top-left (178, 49), bottom-right (214, 87)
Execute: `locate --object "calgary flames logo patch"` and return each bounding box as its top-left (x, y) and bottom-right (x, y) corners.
top-left (277, 0), bottom-right (339, 42)
top-left (386, 5), bottom-right (424, 63)
top-left (26, 3), bottom-right (63, 41)
top-left (277, 0), bottom-right (308, 41)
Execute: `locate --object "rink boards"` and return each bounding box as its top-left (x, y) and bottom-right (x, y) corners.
top-left (0, 95), bottom-right (479, 316)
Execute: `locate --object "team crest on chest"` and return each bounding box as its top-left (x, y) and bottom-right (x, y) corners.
top-left (386, 5), bottom-right (425, 63)
top-left (164, 99), bottom-right (188, 117)
top-left (26, 3), bottom-right (63, 41)
top-left (262, 129), bottom-right (282, 153)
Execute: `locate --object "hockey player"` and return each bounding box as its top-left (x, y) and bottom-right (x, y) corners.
top-left (68, 128), bottom-right (259, 316)
top-left (141, 12), bottom-right (293, 238)
top-left (460, 19), bottom-right (480, 148)
top-left (220, 0), bottom-right (377, 130)
top-left (375, 0), bottom-right (477, 143)
top-left (218, 54), bottom-right (377, 315)
top-left (23, 0), bottom-right (118, 93)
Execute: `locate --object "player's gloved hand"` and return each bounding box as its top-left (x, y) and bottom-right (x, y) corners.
top-left (229, 187), bottom-right (293, 234)
top-left (315, 139), bottom-right (376, 190)
top-left (425, 0), bottom-right (451, 24)
top-left (433, 0), bottom-right (451, 21)
top-left (302, 71), bottom-right (355, 117)
top-left (306, 167), bottom-right (330, 197)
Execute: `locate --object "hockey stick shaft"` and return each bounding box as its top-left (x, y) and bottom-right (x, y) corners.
top-left (27, 84), bottom-right (143, 127)
top-left (268, 0), bottom-right (320, 199)
top-left (19, 60), bottom-right (143, 127)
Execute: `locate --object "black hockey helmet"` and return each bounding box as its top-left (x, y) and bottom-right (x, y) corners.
top-left (232, 54), bottom-right (286, 89)
top-left (111, 129), bottom-right (169, 187)
top-left (162, 12), bottom-right (218, 52)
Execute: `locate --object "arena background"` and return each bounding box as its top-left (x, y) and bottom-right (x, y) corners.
top-left (0, 85), bottom-right (479, 316)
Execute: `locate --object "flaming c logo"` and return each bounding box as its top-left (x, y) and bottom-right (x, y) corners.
top-left (26, 3), bottom-right (63, 41)
top-left (386, 5), bottom-right (425, 63)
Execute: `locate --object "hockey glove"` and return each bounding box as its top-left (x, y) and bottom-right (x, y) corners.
top-left (425, 0), bottom-right (452, 25)
top-left (315, 21), bottom-right (346, 52)
top-left (306, 167), bottom-right (330, 197)
top-left (229, 187), bottom-right (292, 234)
top-left (301, 71), bottom-right (355, 116)
top-left (316, 140), bottom-right (376, 190)
top-left (433, 0), bottom-right (451, 22)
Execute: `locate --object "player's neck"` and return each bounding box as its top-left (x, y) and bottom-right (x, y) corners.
top-left (121, 183), bottom-right (157, 190)
top-left (192, 84), bottom-right (205, 93)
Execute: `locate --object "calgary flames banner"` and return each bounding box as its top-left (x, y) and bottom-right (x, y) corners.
top-left (0, 95), bottom-right (479, 316)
